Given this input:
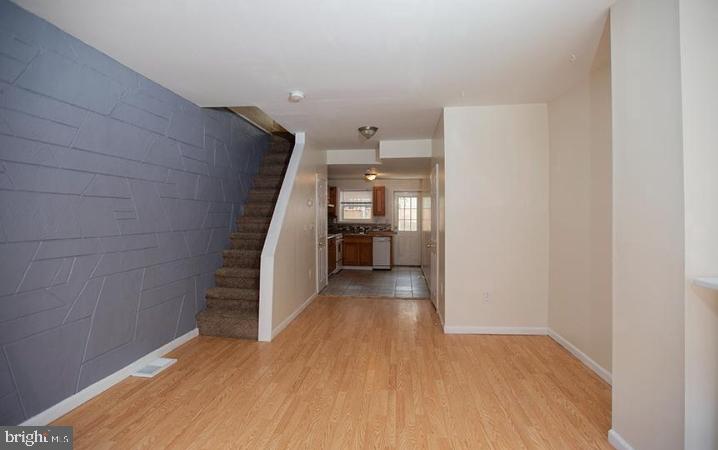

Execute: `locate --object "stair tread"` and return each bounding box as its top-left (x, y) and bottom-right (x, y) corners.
top-left (263, 154), bottom-right (290, 162)
top-left (198, 306), bottom-right (259, 319)
top-left (237, 216), bottom-right (271, 223)
top-left (249, 187), bottom-right (280, 193)
top-left (247, 187), bottom-right (279, 195)
top-left (206, 287), bottom-right (259, 300)
top-left (216, 267), bottom-right (260, 277)
top-left (230, 232), bottom-right (266, 239)
top-left (254, 176), bottom-right (282, 180)
top-left (245, 200), bottom-right (274, 207)
top-left (223, 249), bottom-right (261, 256)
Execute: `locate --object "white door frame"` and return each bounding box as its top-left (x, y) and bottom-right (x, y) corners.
top-left (315, 174), bottom-right (328, 293)
top-left (430, 163), bottom-right (440, 311)
top-left (392, 190), bottom-right (422, 266)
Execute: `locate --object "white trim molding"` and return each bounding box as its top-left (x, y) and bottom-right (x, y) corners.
top-left (547, 328), bottom-right (612, 385)
top-left (21, 328), bottom-right (198, 426)
top-left (608, 429), bottom-right (636, 450)
top-left (258, 133), bottom-right (305, 342)
top-left (443, 326), bottom-right (548, 335)
top-left (271, 293), bottom-right (318, 339)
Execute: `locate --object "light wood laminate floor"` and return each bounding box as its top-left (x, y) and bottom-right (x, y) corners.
top-left (54, 296), bottom-right (612, 449)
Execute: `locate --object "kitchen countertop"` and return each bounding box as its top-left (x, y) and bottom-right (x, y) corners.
top-left (335, 232), bottom-right (396, 238)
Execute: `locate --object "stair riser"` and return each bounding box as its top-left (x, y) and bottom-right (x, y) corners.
top-left (263, 153), bottom-right (290, 165)
top-left (236, 223), bottom-right (270, 233)
top-left (259, 165), bottom-right (285, 176)
top-left (206, 297), bottom-right (259, 310)
top-left (230, 232), bottom-right (266, 241)
top-left (266, 150), bottom-right (290, 159)
top-left (237, 215), bottom-right (271, 223)
top-left (244, 205), bottom-right (273, 217)
top-left (247, 191), bottom-right (278, 202)
top-left (253, 177), bottom-right (282, 189)
top-left (196, 316), bottom-right (258, 340)
top-left (230, 239), bottom-right (264, 250)
top-left (269, 142), bottom-right (291, 152)
top-left (223, 255), bottom-right (261, 268)
top-left (215, 275), bottom-right (260, 289)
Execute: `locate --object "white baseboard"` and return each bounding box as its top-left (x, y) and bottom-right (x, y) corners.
top-left (271, 293), bottom-right (318, 339)
top-left (608, 429), bottom-right (635, 450)
top-left (21, 328), bottom-right (199, 426)
top-left (443, 325), bottom-right (548, 335)
top-left (547, 328), bottom-right (612, 385)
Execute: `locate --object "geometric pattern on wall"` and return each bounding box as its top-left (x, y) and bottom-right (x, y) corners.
top-left (0, 0), bottom-right (268, 424)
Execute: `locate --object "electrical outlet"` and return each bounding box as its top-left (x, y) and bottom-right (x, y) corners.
top-left (483, 291), bottom-right (490, 302)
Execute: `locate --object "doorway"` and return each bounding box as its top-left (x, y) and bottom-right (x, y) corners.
top-left (393, 191), bottom-right (422, 266)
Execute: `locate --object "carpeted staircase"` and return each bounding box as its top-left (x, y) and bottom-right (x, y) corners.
top-left (196, 133), bottom-right (293, 339)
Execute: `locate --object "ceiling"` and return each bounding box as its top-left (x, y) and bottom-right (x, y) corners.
top-left (14, 0), bottom-right (612, 149)
top-left (328, 158), bottom-right (431, 180)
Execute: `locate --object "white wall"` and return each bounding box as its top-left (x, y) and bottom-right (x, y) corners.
top-left (443, 105), bottom-right (549, 331)
top-left (328, 178), bottom-right (424, 226)
top-left (681, 0), bottom-right (718, 448)
top-left (547, 38), bottom-right (612, 374)
top-left (610, 1), bottom-right (686, 449)
top-left (270, 137), bottom-right (327, 336)
top-left (379, 139), bottom-right (432, 158)
top-left (326, 149), bottom-right (379, 165)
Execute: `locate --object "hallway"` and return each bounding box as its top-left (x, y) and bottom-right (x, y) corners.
top-left (53, 296), bottom-right (612, 449)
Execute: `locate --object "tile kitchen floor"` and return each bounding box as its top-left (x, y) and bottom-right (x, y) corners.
top-left (321, 267), bottom-right (430, 299)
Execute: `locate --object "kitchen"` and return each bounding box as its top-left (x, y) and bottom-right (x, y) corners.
top-left (322, 176), bottom-right (430, 299)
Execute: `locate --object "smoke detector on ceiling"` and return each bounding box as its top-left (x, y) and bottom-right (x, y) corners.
top-left (288, 90), bottom-right (305, 103)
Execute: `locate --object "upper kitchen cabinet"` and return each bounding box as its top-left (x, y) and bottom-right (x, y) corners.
top-left (372, 186), bottom-right (386, 216)
top-left (328, 186), bottom-right (337, 218)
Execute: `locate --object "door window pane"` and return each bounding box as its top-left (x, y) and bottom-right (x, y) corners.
top-left (397, 195), bottom-right (418, 231)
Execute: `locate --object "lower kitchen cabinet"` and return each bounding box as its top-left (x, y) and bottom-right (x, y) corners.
top-left (343, 236), bottom-right (372, 266)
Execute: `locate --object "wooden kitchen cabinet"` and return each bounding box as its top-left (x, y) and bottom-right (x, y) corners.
top-left (328, 186), bottom-right (337, 218)
top-left (328, 237), bottom-right (336, 274)
top-left (343, 235), bottom-right (372, 266)
top-left (372, 186), bottom-right (386, 216)
top-left (343, 241), bottom-right (358, 266)
top-left (358, 241), bottom-right (373, 266)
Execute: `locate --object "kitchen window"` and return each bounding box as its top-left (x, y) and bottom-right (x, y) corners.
top-left (340, 190), bottom-right (372, 221)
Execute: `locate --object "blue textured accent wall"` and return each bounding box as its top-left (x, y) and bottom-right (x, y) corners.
top-left (0, 0), bottom-right (268, 424)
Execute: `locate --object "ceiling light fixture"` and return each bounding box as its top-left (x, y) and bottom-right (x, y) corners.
top-left (358, 126), bottom-right (378, 139)
top-left (288, 90), bottom-right (305, 103)
top-left (364, 168), bottom-right (378, 181)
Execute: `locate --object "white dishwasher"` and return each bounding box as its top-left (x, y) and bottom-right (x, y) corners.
top-left (372, 237), bottom-right (391, 270)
